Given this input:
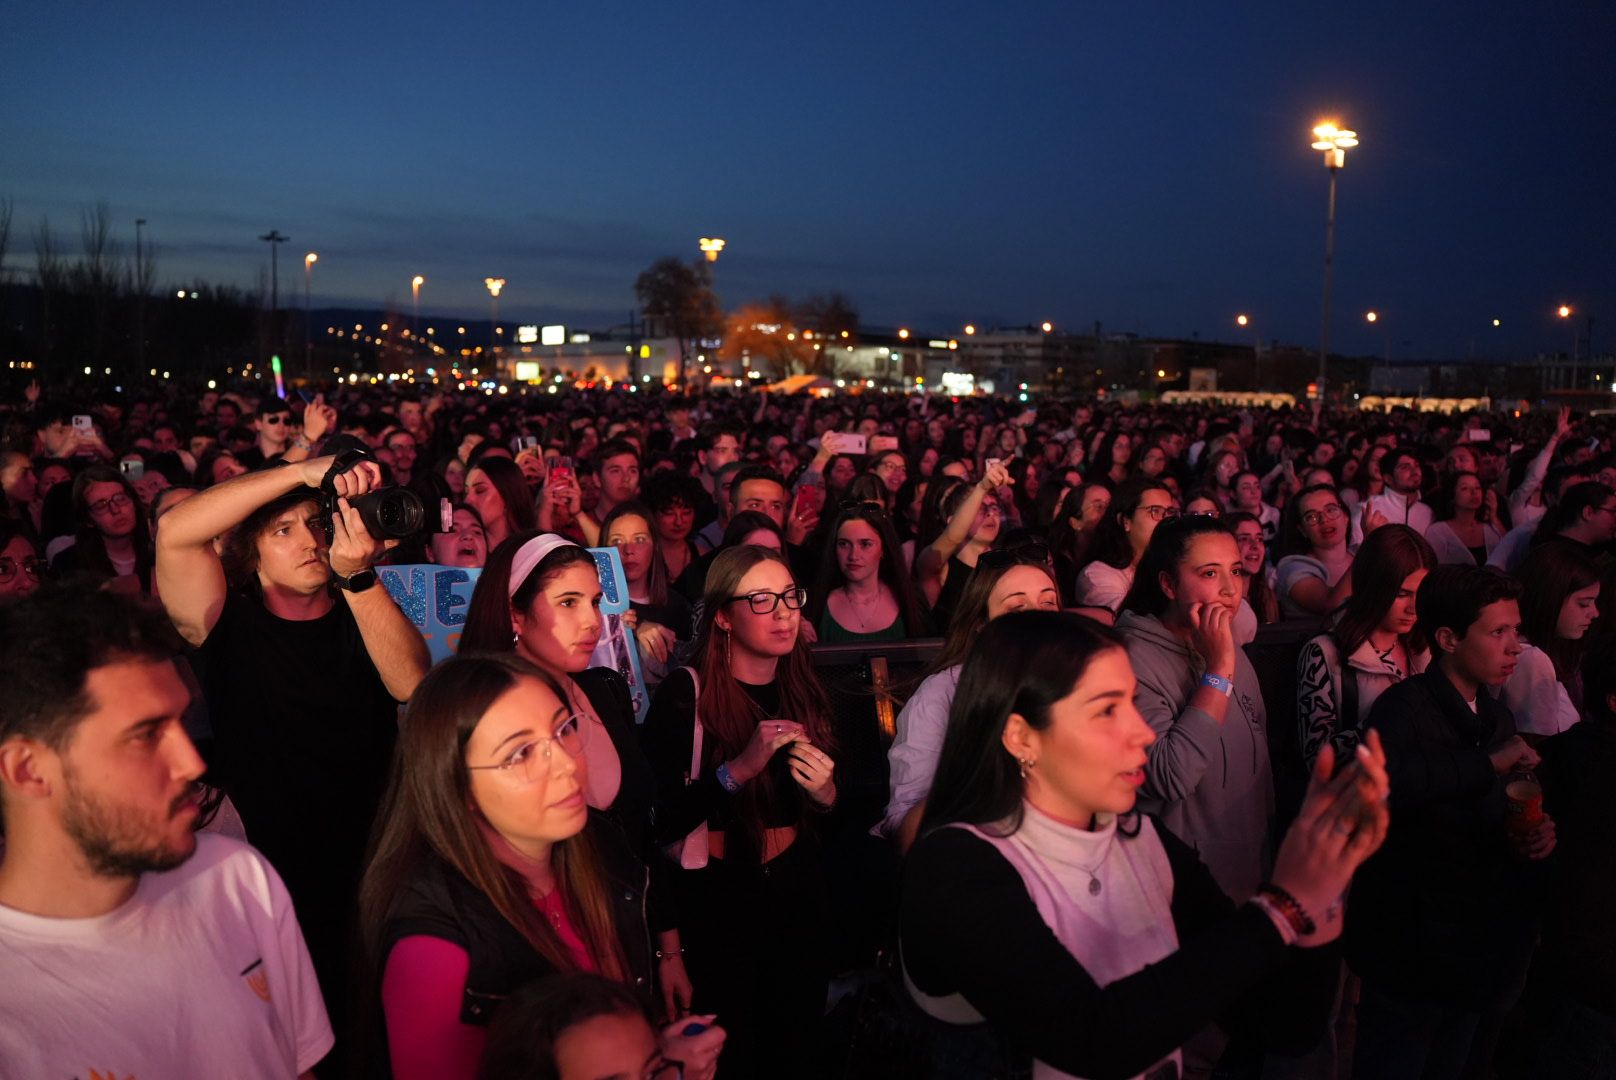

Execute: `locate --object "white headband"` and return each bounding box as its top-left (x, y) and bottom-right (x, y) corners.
top-left (508, 534), bottom-right (583, 599)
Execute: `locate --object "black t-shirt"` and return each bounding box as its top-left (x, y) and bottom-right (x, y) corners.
top-left (196, 590), bottom-right (399, 914)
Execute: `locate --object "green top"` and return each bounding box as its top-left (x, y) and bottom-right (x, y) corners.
top-left (816, 609), bottom-right (909, 644)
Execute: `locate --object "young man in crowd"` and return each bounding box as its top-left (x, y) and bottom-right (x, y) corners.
top-left (1352, 445), bottom-right (1432, 543)
top-left (154, 449), bottom-right (430, 1045)
top-left (694, 421), bottom-right (743, 508)
top-left (237, 396), bottom-right (294, 468)
top-left (0, 587), bottom-right (332, 1078)
top-left (593, 436), bottom-right (642, 521)
top-left (1349, 565), bottom-right (1554, 1080)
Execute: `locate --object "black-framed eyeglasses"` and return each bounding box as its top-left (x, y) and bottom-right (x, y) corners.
top-left (465, 714), bottom-right (587, 786)
top-left (724, 586), bottom-right (808, 614)
top-left (87, 492), bottom-right (133, 516)
top-left (0, 556), bottom-right (45, 583)
top-left (1139, 504), bottom-right (1180, 521)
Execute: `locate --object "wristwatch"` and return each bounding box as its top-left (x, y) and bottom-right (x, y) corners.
top-left (334, 568), bottom-right (378, 594)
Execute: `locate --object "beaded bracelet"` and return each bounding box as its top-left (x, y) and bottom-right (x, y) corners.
top-left (1256, 883), bottom-right (1316, 938)
top-left (655, 947), bottom-right (686, 961)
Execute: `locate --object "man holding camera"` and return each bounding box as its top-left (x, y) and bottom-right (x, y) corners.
top-left (154, 450), bottom-right (430, 1045)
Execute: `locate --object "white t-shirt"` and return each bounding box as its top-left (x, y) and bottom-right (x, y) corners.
top-left (0, 833), bottom-right (333, 1079)
top-left (1074, 561), bottom-right (1135, 613)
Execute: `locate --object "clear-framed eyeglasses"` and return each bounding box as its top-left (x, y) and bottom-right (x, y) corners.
top-left (87, 492), bottom-right (133, 516)
top-left (465, 714), bottom-right (587, 786)
top-left (1301, 505), bottom-right (1346, 527)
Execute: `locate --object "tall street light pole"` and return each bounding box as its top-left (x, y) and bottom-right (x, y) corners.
top-left (260, 229), bottom-right (289, 356)
top-left (484, 278), bottom-right (506, 373)
top-left (304, 252), bottom-right (318, 376)
top-left (1310, 122), bottom-right (1358, 411)
top-left (699, 237), bottom-right (726, 389)
top-left (1236, 313), bottom-right (1259, 390)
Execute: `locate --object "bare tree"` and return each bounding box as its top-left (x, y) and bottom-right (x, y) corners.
top-left (0, 197), bottom-right (12, 287)
top-left (32, 217), bottom-right (66, 364)
top-left (72, 202), bottom-right (122, 368)
top-left (634, 256), bottom-right (722, 389)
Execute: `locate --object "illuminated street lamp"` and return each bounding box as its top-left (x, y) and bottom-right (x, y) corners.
top-left (699, 237), bottom-right (726, 263)
top-left (1236, 314), bottom-right (1260, 387)
top-left (412, 275), bottom-right (425, 340)
top-left (1310, 121), bottom-right (1359, 405)
top-left (1041, 321), bottom-right (1054, 333)
top-left (485, 278), bottom-right (506, 360)
top-left (964, 324), bottom-right (977, 336)
top-left (898, 328), bottom-right (910, 340)
top-left (303, 252), bottom-right (318, 375)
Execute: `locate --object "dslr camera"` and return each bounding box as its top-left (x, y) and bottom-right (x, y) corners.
top-left (318, 435), bottom-right (445, 540)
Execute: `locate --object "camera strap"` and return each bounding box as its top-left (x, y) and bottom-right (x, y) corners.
top-left (320, 447), bottom-right (374, 497)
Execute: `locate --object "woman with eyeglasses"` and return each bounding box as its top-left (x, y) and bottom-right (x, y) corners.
top-left (1275, 484), bottom-right (1355, 619)
top-left (481, 972), bottom-right (723, 1080)
top-left (916, 459), bottom-right (1012, 628)
top-left (1182, 487), bottom-right (1223, 518)
top-left (1117, 516), bottom-right (1275, 900)
top-left (1072, 478), bottom-right (1175, 614)
top-left (883, 551), bottom-right (1062, 852)
top-left (49, 464), bottom-right (153, 595)
top-left (641, 545), bottom-right (839, 1078)
top-left (1295, 524), bottom-right (1435, 772)
top-left (358, 654), bottom-right (724, 1080)
top-left (901, 611), bottom-right (1388, 1079)
top-left (0, 519), bottom-right (44, 600)
top-left (806, 503), bottom-right (931, 644)
top-left (461, 533), bottom-right (658, 869)
top-left (602, 501), bottom-right (694, 693)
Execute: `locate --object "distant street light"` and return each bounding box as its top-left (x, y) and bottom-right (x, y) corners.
top-left (1310, 121), bottom-right (1359, 405)
top-left (412, 275), bottom-right (425, 340)
top-left (1236, 314), bottom-right (1259, 388)
top-left (1559, 304), bottom-right (1579, 387)
top-left (1365, 310), bottom-right (1378, 323)
top-left (699, 237), bottom-right (726, 263)
top-left (964, 324), bottom-right (977, 336)
top-left (898, 328), bottom-right (910, 340)
top-left (304, 252), bottom-right (318, 375)
top-left (485, 278), bottom-right (506, 362)
top-left (1041, 321), bottom-right (1054, 333)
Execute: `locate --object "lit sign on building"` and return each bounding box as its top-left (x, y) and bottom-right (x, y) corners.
top-left (516, 325), bottom-right (539, 345)
top-left (541, 325), bottom-right (566, 346)
top-left (514, 361), bottom-right (541, 382)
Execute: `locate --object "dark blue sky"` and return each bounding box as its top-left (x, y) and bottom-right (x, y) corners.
top-left (3, 2), bottom-right (1612, 360)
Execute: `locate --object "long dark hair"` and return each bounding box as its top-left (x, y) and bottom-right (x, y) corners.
top-left (691, 545), bottom-right (834, 856)
top-left (461, 532), bottom-right (600, 653)
top-left (1225, 510), bottom-right (1276, 625)
top-left (1276, 483), bottom-right (1342, 559)
top-left (1430, 470), bottom-right (1493, 525)
top-left (470, 456), bottom-right (540, 537)
top-left (718, 509), bottom-right (785, 550)
top-left (911, 475), bottom-right (965, 580)
top-left (69, 464), bottom-right (153, 582)
top-left (1517, 541), bottom-right (1601, 682)
top-left (481, 973), bottom-right (652, 1080)
top-left (1085, 477), bottom-right (1171, 572)
top-left (926, 554), bottom-right (1059, 676)
top-left (1534, 481), bottom-right (1613, 547)
top-left (599, 501), bottom-right (669, 606)
top-left (1119, 514), bottom-right (1236, 618)
top-left (806, 503), bottom-right (928, 636)
top-left (1333, 524), bottom-right (1437, 658)
top-left (921, 611), bottom-right (1126, 836)
top-left (358, 655), bottom-right (630, 1021)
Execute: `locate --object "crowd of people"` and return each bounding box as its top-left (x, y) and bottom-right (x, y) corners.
top-left (0, 375), bottom-right (1612, 1079)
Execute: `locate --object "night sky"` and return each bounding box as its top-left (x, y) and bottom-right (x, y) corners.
top-left (3, 2), bottom-right (1612, 360)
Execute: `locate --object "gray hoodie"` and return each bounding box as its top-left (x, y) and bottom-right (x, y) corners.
top-left (1117, 610), bottom-right (1274, 900)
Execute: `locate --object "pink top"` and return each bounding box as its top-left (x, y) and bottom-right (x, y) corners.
top-left (382, 893), bottom-right (598, 1080)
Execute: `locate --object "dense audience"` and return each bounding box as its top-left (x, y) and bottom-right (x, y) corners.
top-left (1, 376), bottom-right (1611, 1079)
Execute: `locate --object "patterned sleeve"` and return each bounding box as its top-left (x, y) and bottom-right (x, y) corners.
top-left (1295, 639), bottom-right (1343, 772)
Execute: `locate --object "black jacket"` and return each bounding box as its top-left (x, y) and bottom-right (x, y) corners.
top-left (1346, 665), bottom-right (1539, 1006)
top-left (1538, 719), bottom-right (1616, 1016)
top-left (381, 811), bottom-right (654, 1026)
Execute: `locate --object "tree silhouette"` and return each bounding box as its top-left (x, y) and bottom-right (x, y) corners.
top-left (720, 296), bottom-right (816, 378)
top-left (634, 256), bottom-right (722, 388)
